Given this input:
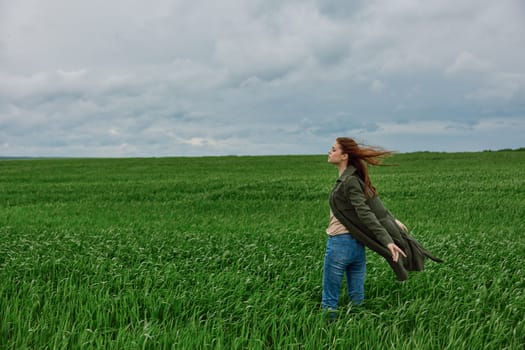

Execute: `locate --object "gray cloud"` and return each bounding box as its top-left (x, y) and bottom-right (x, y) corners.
top-left (1, 0), bottom-right (524, 157)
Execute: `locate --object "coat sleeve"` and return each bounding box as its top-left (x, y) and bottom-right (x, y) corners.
top-left (345, 177), bottom-right (394, 247)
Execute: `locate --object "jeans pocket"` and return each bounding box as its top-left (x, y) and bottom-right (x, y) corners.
top-left (326, 236), bottom-right (351, 264)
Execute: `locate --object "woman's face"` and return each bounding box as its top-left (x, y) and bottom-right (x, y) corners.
top-left (328, 142), bottom-right (347, 165)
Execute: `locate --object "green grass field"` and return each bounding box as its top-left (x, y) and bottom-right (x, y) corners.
top-left (1, 151), bottom-right (524, 349)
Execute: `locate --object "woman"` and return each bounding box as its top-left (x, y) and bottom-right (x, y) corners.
top-left (322, 137), bottom-right (441, 314)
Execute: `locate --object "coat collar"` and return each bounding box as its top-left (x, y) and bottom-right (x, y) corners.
top-left (339, 165), bottom-right (357, 180)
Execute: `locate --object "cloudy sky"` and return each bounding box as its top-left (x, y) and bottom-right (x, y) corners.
top-left (1, 0), bottom-right (524, 157)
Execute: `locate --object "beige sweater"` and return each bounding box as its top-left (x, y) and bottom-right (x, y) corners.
top-left (326, 210), bottom-right (348, 236)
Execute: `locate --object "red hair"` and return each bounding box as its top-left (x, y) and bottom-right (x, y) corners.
top-left (336, 137), bottom-right (394, 197)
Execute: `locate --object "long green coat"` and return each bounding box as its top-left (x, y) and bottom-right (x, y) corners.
top-left (329, 165), bottom-right (442, 281)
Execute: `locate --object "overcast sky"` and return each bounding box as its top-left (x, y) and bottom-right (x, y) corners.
top-left (1, 0), bottom-right (524, 157)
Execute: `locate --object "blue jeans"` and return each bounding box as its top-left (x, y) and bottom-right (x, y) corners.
top-left (322, 234), bottom-right (366, 310)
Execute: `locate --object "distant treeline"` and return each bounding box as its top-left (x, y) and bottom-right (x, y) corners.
top-left (1, 148), bottom-right (524, 160)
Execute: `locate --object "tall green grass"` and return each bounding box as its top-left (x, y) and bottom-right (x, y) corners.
top-left (1, 151), bottom-right (524, 349)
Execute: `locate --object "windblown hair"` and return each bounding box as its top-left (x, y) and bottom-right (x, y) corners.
top-left (336, 137), bottom-right (394, 197)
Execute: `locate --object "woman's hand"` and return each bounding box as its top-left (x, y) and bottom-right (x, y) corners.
top-left (395, 218), bottom-right (408, 233)
top-left (387, 243), bottom-right (407, 262)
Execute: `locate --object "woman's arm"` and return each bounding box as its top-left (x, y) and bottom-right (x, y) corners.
top-left (345, 177), bottom-right (394, 246)
top-left (346, 177), bottom-right (407, 260)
